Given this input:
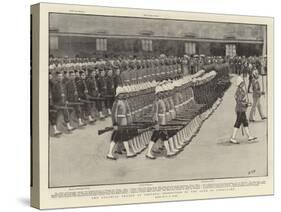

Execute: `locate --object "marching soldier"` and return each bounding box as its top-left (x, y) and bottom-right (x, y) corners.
top-left (113, 65), bottom-right (122, 89)
top-left (107, 87), bottom-right (136, 160)
top-left (74, 70), bottom-right (80, 82)
top-left (87, 68), bottom-right (103, 120)
top-left (249, 70), bottom-right (267, 122)
top-left (162, 82), bottom-right (182, 153)
top-left (230, 76), bottom-right (257, 144)
top-left (182, 55), bottom-right (189, 76)
top-left (49, 72), bottom-right (62, 136)
top-left (105, 67), bottom-right (116, 115)
top-left (145, 84), bottom-right (176, 159)
top-left (120, 60), bottom-right (130, 85)
top-left (77, 70), bottom-right (95, 123)
top-left (52, 71), bottom-right (75, 131)
top-left (65, 71), bottom-right (86, 127)
top-left (190, 56), bottom-right (196, 74)
top-left (97, 67), bottom-right (108, 118)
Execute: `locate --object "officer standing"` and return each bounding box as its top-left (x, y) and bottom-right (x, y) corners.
top-left (249, 70), bottom-right (267, 122)
top-left (247, 63), bottom-right (254, 93)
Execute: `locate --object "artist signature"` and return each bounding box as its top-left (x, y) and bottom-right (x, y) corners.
top-left (248, 169), bottom-right (256, 175)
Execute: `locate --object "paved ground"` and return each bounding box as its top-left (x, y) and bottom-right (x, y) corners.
top-left (49, 75), bottom-right (268, 188)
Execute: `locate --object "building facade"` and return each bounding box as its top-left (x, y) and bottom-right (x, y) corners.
top-left (49, 13), bottom-right (266, 58)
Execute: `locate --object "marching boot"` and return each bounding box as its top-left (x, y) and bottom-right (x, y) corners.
top-left (146, 141), bottom-right (156, 159)
top-left (183, 126), bottom-right (188, 140)
top-left (114, 143), bottom-right (123, 155)
top-left (168, 138), bottom-right (178, 154)
top-left (99, 111), bottom-right (105, 119)
top-left (66, 122), bottom-right (74, 131)
top-left (107, 108), bottom-right (112, 115)
top-left (230, 127), bottom-right (239, 144)
top-left (53, 125), bottom-right (62, 136)
top-left (145, 132), bottom-right (150, 145)
top-left (78, 118), bottom-right (86, 127)
top-left (129, 139), bottom-right (138, 154)
top-left (244, 127), bottom-right (257, 142)
top-left (190, 119), bottom-right (195, 134)
top-left (164, 140), bottom-right (175, 157)
top-left (132, 137), bottom-right (139, 153)
top-left (187, 125), bottom-right (193, 142)
top-left (173, 135), bottom-right (182, 150)
top-left (136, 136), bottom-right (143, 151)
top-left (177, 131), bottom-right (182, 146)
top-left (107, 141), bottom-right (117, 160)
top-left (88, 115), bottom-right (95, 123)
top-left (176, 130), bottom-right (184, 149)
top-left (123, 141), bottom-right (136, 158)
top-left (135, 137), bottom-right (143, 153)
top-left (145, 132), bottom-right (150, 146)
top-left (141, 133), bottom-right (148, 146)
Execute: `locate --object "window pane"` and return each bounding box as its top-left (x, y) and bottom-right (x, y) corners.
top-left (96, 39), bottom-right (100, 51)
top-left (149, 40), bottom-right (152, 51)
top-left (103, 39), bottom-right (107, 51)
top-left (50, 36), bottom-right (58, 50)
top-left (142, 40), bottom-right (145, 51)
top-left (101, 39), bottom-right (104, 51)
top-left (192, 43), bottom-right (196, 54)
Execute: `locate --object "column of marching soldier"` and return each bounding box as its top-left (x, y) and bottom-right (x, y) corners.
top-left (49, 53), bottom-right (266, 159)
top-left (106, 68), bottom-right (221, 160)
top-left (48, 54), bottom-right (217, 136)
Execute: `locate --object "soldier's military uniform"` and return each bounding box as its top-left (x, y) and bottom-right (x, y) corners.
top-left (97, 68), bottom-right (107, 117)
top-left (105, 68), bottom-right (115, 115)
top-left (249, 70), bottom-right (266, 121)
top-left (86, 69), bottom-right (101, 118)
top-left (146, 85), bottom-right (175, 159)
top-left (52, 72), bottom-right (74, 131)
top-left (77, 70), bottom-right (95, 123)
top-left (65, 73), bottom-right (86, 127)
top-left (106, 87), bottom-right (136, 160)
top-left (49, 74), bottom-right (62, 135)
top-left (113, 66), bottom-right (122, 89)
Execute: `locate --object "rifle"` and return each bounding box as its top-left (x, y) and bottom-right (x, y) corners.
top-left (88, 96), bottom-right (106, 101)
top-left (67, 101), bottom-right (84, 106)
top-left (174, 117), bottom-right (193, 122)
top-left (160, 123), bottom-right (185, 127)
top-left (79, 99), bottom-right (98, 104)
top-left (103, 95), bottom-right (114, 99)
top-left (98, 123), bottom-right (155, 135)
top-left (53, 105), bottom-right (74, 110)
top-left (98, 126), bottom-right (114, 135)
top-left (158, 125), bottom-right (183, 131)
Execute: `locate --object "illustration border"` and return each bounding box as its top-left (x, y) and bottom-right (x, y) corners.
top-left (47, 11), bottom-right (269, 189)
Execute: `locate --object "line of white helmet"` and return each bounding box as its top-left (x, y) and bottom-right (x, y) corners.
top-left (115, 70), bottom-right (217, 96)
